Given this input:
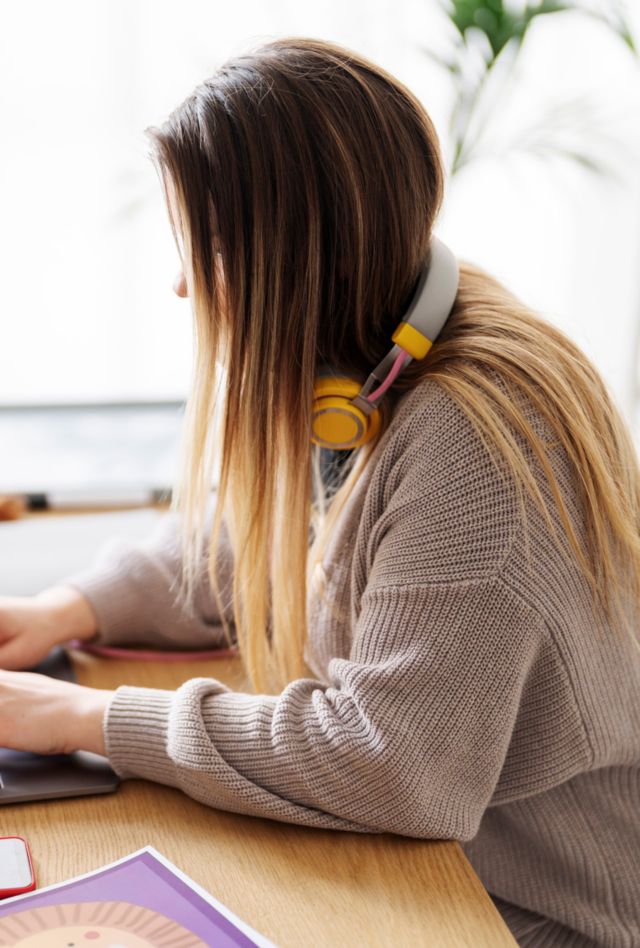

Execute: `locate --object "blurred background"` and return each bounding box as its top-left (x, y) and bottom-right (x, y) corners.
top-left (1, 0), bottom-right (639, 505)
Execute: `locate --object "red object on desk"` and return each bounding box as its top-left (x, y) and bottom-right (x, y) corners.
top-left (0, 836), bottom-right (37, 899)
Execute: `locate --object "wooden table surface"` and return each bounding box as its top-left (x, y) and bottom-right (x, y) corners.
top-left (0, 505), bottom-right (517, 946)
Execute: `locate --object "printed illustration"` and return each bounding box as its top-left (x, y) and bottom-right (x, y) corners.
top-left (0, 901), bottom-right (207, 947)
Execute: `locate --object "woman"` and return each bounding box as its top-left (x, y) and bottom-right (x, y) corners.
top-left (0, 37), bottom-right (638, 947)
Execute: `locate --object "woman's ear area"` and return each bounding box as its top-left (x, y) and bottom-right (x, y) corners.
top-left (173, 270), bottom-right (188, 298)
top-left (160, 168), bottom-right (189, 291)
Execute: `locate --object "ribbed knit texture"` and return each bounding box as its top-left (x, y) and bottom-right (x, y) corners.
top-left (63, 376), bottom-right (640, 948)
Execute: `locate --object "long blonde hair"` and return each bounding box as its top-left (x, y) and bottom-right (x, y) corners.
top-left (145, 37), bottom-right (640, 693)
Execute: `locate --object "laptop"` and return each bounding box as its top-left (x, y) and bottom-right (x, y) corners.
top-left (0, 647), bottom-right (119, 804)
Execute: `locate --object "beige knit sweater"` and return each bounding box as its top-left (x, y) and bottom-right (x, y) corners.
top-left (63, 377), bottom-right (640, 948)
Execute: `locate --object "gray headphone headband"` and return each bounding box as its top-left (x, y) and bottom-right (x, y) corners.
top-left (403, 236), bottom-right (459, 343)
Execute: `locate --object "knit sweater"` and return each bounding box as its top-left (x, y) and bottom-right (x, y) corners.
top-left (62, 376), bottom-right (640, 948)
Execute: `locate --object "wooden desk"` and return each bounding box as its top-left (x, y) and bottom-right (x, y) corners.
top-left (0, 650), bottom-right (516, 947)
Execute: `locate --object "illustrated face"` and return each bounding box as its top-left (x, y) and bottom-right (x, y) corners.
top-left (0, 903), bottom-right (206, 948)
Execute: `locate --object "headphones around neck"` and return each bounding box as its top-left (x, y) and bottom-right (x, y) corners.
top-left (311, 236), bottom-right (459, 450)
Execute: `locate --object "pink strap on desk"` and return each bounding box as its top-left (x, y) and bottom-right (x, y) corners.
top-left (66, 639), bottom-right (239, 662)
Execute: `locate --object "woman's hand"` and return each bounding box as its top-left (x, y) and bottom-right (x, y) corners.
top-left (0, 670), bottom-right (113, 756)
top-left (0, 585), bottom-right (98, 671)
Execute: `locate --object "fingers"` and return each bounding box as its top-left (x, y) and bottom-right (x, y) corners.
top-left (0, 649), bottom-right (27, 671)
top-left (0, 638), bottom-right (39, 671)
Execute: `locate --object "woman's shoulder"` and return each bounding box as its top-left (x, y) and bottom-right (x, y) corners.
top-left (374, 372), bottom-right (520, 504)
top-left (380, 368), bottom-right (566, 495)
top-left (362, 368), bottom-right (588, 593)
top-left (360, 374), bottom-right (522, 588)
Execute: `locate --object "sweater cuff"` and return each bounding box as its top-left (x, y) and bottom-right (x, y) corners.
top-left (104, 685), bottom-right (180, 786)
top-left (103, 680), bottom-right (231, 788)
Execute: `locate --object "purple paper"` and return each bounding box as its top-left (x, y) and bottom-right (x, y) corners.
top-left (0, 848), bottom-right (267, 946)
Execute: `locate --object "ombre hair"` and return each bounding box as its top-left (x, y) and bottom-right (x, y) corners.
top-left (145, 37), bottom-right (640, 692)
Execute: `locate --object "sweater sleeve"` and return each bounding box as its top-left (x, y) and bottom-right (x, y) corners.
top-left (59, 492), bottom-right (235, 650)
top-left (102, 573), bottom-right (546, 839)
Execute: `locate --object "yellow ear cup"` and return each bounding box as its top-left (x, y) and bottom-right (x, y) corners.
top-left (311, 377), bottom-right (381, 449)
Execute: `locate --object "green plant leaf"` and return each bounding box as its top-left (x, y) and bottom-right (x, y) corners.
top-left (448, 0), bottom-right (521, 58)
top-left (433, 0), bottom-right (639, 180)
top-left (445, 0), bottom-right (575, 58)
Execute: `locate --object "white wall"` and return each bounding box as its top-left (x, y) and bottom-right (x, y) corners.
top-left (1, 0), bottom-right (639, 437)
